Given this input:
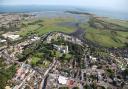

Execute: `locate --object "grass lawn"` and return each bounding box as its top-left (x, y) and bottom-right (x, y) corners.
top-left (65, 54), bottom-right (72, 59)
top-left (55, 51), bottom-right (63, 58)
top-left (31, 56), bottom-right (41, 65)
top-left (39, 60), bottom-right (51, 68)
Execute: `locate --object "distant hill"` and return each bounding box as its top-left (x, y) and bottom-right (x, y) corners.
top-left (66, 11), bottom-right (94, 16)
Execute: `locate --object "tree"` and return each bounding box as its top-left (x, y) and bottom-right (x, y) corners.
top-left (84, 84), bottom-right (92, 89)
top-left (0, 65), bottom-right (16, 89)
top-left (59, 87), bottom-right (69, 89)
top-left (106, 69), bottom-right (114, 78)
top-left (73, 87), bottom-right (79, 89)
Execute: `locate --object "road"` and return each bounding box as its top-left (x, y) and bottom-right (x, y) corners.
top-left (39, 57), bottom-right (57, 89)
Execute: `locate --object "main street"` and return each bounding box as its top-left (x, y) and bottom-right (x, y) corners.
top-left (39, 57), bottom-right (57, 89)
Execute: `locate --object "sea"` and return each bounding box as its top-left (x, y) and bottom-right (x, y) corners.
top-left (0, 5), bottom-right (128, 20)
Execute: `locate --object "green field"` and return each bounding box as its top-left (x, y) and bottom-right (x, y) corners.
top-left (97, 17), bottom-right (128, 28)
top-left (81, 21), bottom-right (128, 47)
top-left (17, 16), bottom-right (128, 48)
top-left (18, 17), bottom-right (77, 37)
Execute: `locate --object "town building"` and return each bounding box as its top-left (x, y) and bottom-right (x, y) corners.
top-left (2, 32), bottom-right (20, 41)
top-left (53, 44), bottom-right (69, 54)
top-left (58, 76), bottom-right (68, 85)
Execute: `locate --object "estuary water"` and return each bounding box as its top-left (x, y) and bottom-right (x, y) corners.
top-left (0, 5), bottom-right (128, 20)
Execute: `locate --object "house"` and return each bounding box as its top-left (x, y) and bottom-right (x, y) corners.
top-left (0, 38), bottom-right (6, 43)
top-left (124, 58), bottom-right (128, 64)
top-left (46, 35), bottom-right (53, 43)
top-left (30, 36), bottom-right (40, 41)
top-left (92, 65), bottom-right (97, 70)
top-left (5, 86), bottom-right (11, 89)
top-left (67, 80), bottom-right (74, 86)
top-left (90, 56), bottom-right (97, 61)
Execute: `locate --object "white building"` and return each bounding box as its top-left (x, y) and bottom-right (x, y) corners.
top-left (53, 44), bottom-right (69, 54)
top-left (0, 38), bottom-right (6, 43)
top-left (124, 58), bottom-right (128, 64)
top-left (30, 36), bottom-right (40, 41)
top-left (8, 35), bottom-right (20, 41)
top-left (58, 76), bottom-right (68, 85)
top-left (2, 33), bottom-right (20, 41)
top-left (90, 56), bottom-right (97, 61)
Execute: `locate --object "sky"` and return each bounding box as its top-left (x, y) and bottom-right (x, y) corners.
top-left (0, 0), bottom-right (127, 12)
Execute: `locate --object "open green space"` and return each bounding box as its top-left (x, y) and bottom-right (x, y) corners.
top-left (97, 17), bottom-right (128, 28)
top-left (17, 15), bottom-right (128, 48)
top-left (31, 56), bottom-right (41, 65)
top-left (81, 20), bottom-right (128, 47)
top-left (18, 17), bottom-right (77, 37)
